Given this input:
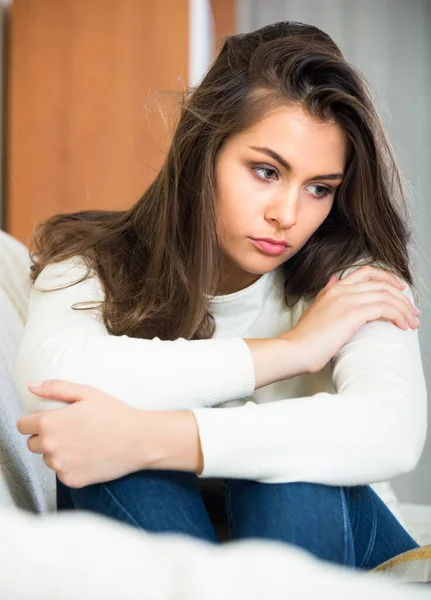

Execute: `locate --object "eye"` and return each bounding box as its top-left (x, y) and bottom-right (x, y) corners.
top-left (253, 166), bottom-right (279, 182)
top-left (305, 184), bottom-right (334, 199)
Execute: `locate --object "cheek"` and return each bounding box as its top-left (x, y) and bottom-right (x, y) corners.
top-left (320, 199), bottom-right (335, 224)
top-left (217, 200), bottom-right (249, 240)
top-left (302, 201), bottom-right (334, 236)
top-left (216, 177), bottom-right (260, 233)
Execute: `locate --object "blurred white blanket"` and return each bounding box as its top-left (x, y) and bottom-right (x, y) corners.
top-left (0, 506), bottom-right (429, 600)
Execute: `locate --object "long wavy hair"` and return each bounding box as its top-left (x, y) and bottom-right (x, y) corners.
top-left (30, 21), bottom-right (412, 341)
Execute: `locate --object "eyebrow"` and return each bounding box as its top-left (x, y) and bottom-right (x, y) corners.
top-left (248, 145), bottom-right (344, 181)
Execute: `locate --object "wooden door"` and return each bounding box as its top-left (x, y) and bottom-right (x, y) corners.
top-left (6, 0), bottom-right (189, 244)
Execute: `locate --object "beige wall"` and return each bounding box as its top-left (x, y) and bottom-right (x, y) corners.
top-left (6, 0), bottom-right (189, 245)
top-left (0, 0), bottom-right (10, 230)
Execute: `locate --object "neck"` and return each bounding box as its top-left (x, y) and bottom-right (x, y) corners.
top-left (216, 256), bottom-right (262, 295)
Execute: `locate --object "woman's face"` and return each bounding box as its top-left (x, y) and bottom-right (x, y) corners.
top-left (214, 104), bottom-right (347, 294)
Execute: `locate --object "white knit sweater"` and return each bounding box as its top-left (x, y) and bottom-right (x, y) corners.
top-left (15, 257), bottom-right (427, 486)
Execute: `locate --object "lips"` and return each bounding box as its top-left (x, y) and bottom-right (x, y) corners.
top-left (250, 238), bottom-right (290, 256)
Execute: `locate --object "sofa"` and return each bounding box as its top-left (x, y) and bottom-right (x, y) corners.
top-left (1, 229), bottom-right (431, 547)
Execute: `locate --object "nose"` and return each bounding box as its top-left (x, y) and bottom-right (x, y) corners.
top-left (265, 187), bottom-right (298, 229)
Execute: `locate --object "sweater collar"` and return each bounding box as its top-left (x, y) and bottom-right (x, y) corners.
top-left (209, 268), bottom-right (283, 319)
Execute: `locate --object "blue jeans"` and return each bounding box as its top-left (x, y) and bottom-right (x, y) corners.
top-left (57, 471), bottom-right (418, 569)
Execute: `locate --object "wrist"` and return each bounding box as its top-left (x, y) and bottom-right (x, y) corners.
top-left (245, 335), bottom-right (309, 388)
top-left (278, 332), bottom-right (311, 375)
top-left (137, 410), bottom-right (204, 474)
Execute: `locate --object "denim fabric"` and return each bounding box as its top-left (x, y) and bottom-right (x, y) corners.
top-left (57, 471), bottom-right (418, 569)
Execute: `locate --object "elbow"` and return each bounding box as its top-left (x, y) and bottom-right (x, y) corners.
top-left (375, 383), bottom-right (427, 478)
top-left (386, 417), bottom-right (427, 477)
top-left (15, 338), bottom-right (83, 414)
top-left (393, 445), bottom-right (422, 476)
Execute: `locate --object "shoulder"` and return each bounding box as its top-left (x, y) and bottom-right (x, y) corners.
top-left (32, 256), bottom-right (104, 304)
top-left (335, 259), bottom-right (415, 302)
top-left (34, 256), bottom-right (93, 288)
top-left (297, 257), bottom-right (415, 315)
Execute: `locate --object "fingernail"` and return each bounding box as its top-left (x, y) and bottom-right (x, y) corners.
top-left (27, 380), bottom-right (43, 389)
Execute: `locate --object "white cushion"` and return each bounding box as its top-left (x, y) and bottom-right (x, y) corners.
top-left (0, 231), bottom-right (55, 511)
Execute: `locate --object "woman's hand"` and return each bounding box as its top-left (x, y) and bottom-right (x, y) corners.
top-left (17, 380), bottom-right (203, 488)
top-left (282, 266), bottom-right (420, 374)
top-left (17, 380), bottom-right (150, 488)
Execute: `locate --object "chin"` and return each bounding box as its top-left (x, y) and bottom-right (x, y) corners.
top-left (237, 257), bottom-right (283, 276)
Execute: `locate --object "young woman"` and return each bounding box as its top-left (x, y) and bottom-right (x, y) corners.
top-left (16, 21), bottom-right (427, 571)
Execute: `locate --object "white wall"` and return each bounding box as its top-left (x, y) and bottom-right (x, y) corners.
top-left (189, 0), bottom-right (213, 86)
top-left (238, 0), bottom-right (431, 504)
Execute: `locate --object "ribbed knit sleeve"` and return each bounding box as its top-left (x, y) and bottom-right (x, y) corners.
top-left (15, 258), bottom-right (255, 414)
top-left (193, 286), bottom-right (427, 486)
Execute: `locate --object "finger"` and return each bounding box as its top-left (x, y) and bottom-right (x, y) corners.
top-left (359, 293), bottom-right (419, 329)
top-left (335, 281), bottom-right (419, 316)
top-left (325, 275), bottom-right (339, 288)
top-left (27, 434), bottom-right (44, 454)
top-left (337, 266), bottom-right (406, 290)
top-left (27, 379), bottom-right (86, 403)
top-left (17, 413), bottom-right (42, 435)
top-left (355, 293), bottom-right (420, 330)
top-left (320, 275), bottom-right (339, 294)
top-left (363, 303), bottom-right (409, 330)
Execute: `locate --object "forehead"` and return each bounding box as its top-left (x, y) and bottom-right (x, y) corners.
top-left (230, 105), bottom-right (347, 171)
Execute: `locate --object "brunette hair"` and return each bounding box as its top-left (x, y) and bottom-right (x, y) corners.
top-left (31, 21), bottom-right (412, 340)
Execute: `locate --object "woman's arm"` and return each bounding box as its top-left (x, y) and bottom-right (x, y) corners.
top-left (17, 284), bottom-right (425, 488)
top-left (192, 310), bottom-right (427, 485)
top-left (17, 380), bottom-right (204, 488)
top-left (15, 258), bottom-right (303, 414)
top-left (16, 258), bottom-right (417, 416)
